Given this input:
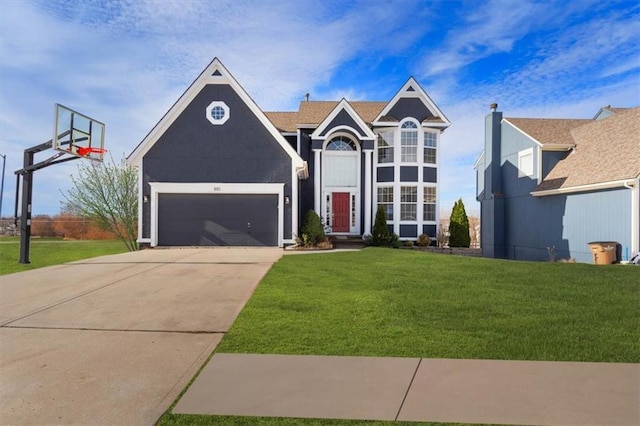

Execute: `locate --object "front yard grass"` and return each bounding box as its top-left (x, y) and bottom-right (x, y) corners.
top-left (218, 248), bottom-right (639, 363)
top-left (160, 248), bottom-right (638, 425)
top-left (0, 237), bottom-right (127, 275)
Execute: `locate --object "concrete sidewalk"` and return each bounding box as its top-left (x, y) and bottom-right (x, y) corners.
top-left (174, 353), bottom-right (640, 425)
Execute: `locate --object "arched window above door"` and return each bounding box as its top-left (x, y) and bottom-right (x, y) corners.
top-left (326, 136), bottom-right (357, 151)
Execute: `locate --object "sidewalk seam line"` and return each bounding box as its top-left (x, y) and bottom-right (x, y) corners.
top-left (395, 357), bottom-right (422, 421)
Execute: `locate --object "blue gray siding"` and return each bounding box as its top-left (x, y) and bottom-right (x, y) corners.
top-left (386, 98), bottom-right (433, 122)
top-left (505, 188), bottom-right (631, 262)
top-left (542, 151), bottom-right (567, 179)
top-left (319, 110), bottom-right (369, 137)
top-left (142, 84), bottom-right (293, 239)
top-left (480, 115), bottom-right (632, 263)
top-left (480, 111), bottom-right (505, 258)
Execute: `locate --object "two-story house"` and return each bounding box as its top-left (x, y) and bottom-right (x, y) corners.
top-left (127, 58), bottom-right (450, 247)
top-left (475, 104), bottom-right (639, 262)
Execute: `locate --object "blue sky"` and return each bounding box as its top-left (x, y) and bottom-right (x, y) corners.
top-left (1, 0), bottom-right (639, 218)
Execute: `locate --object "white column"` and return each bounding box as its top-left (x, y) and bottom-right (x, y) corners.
top-left (364, 149), bottom-right (373, 236)
top-left (313, 149), bottom-right (321, 215)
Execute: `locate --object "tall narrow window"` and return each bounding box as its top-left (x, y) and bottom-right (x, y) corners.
top-left (424, 132), bottom-right (437, 164)
top-left (401, 121), bottom-right (418, 162)
top-left (351, 194), bottom-right (356, 227)
top-left (325, 194), bottom-right (331, 227)
top-left (377, 187), bottom-right (394, 221)
top-left (423, 187), bottom-right (436, 221)
top-left (400, 186), bottom-right (417, 220)
top-left (377, 131), bottom-right (394, 163)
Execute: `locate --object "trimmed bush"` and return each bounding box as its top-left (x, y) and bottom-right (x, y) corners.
top-left (300, 210), bottom-right (326, 247)
top-left (370, 205), bottom-right (391, 246)
top-left (449, 198), bottom-right (471, 248)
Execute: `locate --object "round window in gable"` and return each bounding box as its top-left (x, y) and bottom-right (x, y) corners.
top-left (206, 101), bottom-right (230, 125)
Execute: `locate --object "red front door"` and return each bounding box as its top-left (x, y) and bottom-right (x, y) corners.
top-left (332, 192), bottom-right (350, 232)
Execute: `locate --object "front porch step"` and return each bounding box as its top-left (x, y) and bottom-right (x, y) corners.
top-left (329, 236), bottom-right (366, 250)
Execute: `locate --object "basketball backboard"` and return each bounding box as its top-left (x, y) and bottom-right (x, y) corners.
top-left (53, 103), bottom-right (106, 161)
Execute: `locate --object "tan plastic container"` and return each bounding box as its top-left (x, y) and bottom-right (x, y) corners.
top-left (587, 242), bottom-right (618, 265)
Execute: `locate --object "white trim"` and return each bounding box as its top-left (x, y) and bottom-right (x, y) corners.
top-left (364, 149), bottom-right (373, 235)
top-left (502, 118), bottom-right (576, 151)
top-left (373, 77), bottom-right (451, 128)
top-left (310, 99), bottom-right (377, 140)
top-left (541, 144), bottom-right (575, 151)
top-left (502, 118), bottom-right (543, 147)
top-left (473, 151), bottom-right (485, 170)
top-left (127, 58), bottom-right (303, 168)
top-left (136, 164), bottom-right (144, 243)
top-left (532, 179), bottom-right (635, 197)
top-left (629, 176), bottom-right (639, 253)
top-left (536, 145), bottom-right (543, 184)
top-left (205, 101), bottom-right (230, 125)
top-left (313, 149), bottom-right (321, 215)
top-left (321, 132), bottom-right (361, 234)
top-left (291, 162), bottom-right (299, 241)
top-left (148, 182), bottom-right (284, 247)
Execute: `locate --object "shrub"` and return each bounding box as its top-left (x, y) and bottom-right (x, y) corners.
top-left (300, 210), bottom-right (326, 247)
top-left (367, 206), bottom-right (401, 248)
top-left (449, 199), bottom-right (470, 248)
top-left (370, 205), bottom-right (391, 246)
top-left (417, 233), bottom-right (430, 247)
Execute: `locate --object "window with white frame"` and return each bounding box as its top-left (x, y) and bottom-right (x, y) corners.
top-left (206, 101), bottom-right (230, 125)
top-left (400, 121), bottom-right (418, 162)
top-left (377, 131), bottom-right (394, 163)
top-left (327, 136), bottom-right (357, 151)
top-left (518, 148), bottom-right (534, 178)
top-left (423, 187), bottom-right (436, 221)
top-left (424, 132), bottom-right (437, 164)
top-left (400, 186), bottom-right (417, 220)
top-left (377, 187), bottom-right (394, 221)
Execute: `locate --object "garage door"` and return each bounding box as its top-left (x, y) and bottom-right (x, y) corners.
top-left (157, 193), bottom-right (278, 246)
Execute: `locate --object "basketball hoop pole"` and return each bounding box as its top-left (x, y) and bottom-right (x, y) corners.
top-left (14, 140), bottom-right (81, 264)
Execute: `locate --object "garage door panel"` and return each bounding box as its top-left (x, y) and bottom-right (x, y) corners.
top-left (158, 194), bottom-right (278, 246)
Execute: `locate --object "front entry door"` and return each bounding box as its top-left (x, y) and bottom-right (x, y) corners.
top-left (332, 192), bottom-right (350, 232)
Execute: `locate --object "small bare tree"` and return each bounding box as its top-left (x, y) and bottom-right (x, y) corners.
top-left (62, 156), bottom-right (138, 251)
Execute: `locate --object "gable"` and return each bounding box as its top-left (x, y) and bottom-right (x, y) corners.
top-left (144, 84), bottom-right (292, 182)
top-left (128, 58), bottom-right (303, 168)
top-left (310, 99), bottom-right (376, 140)
top-left (318, 109), bottom-right (368, 138)
top-left (373, 77), bottom-right (450, 128)
top-left (385, 98), bottom-right (433, 122)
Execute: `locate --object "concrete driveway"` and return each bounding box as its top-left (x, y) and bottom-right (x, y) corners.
top-left (0, 248), bottom-right (282, 425)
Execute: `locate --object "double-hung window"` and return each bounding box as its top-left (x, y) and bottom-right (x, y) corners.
top-left (377, 131), bottom-right (394, 163)
top-left (400, 186), bottom-right (417, 220)
top-left (424, 132), bottom-right (437, 164)
top-left (377, 187), bottom-right (394, 220)
top-left (400, 121), bottom-right (418, 162)
top-left (423, 187), bottom-right (436, 221)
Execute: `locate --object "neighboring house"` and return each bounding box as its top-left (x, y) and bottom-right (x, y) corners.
top-left (475, 104), bottom-right (640, 262)
top-left (127, 58), bottom-right (450, 247)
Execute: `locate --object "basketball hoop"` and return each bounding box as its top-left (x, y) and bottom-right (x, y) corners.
top-left (77, 147), bottom-right (107, 158)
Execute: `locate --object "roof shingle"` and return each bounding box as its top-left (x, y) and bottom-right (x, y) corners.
top-left (534, 107), bottom-right (640, 192)
top-left (504, 118), bottom-right (590, 146)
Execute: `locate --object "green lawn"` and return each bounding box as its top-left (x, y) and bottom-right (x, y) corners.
top-left (161, 248), bottom-right (639, 425)
top-left (218, 248), bottom-right (639, 363)
top-left (0, 237), bottom-right (128, 275)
